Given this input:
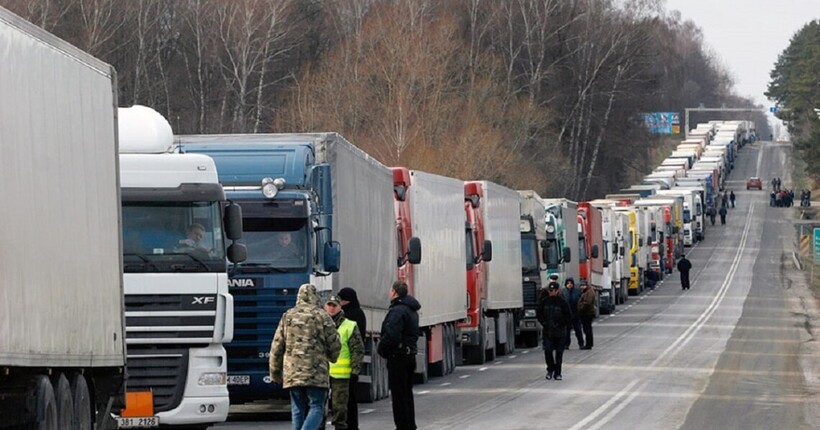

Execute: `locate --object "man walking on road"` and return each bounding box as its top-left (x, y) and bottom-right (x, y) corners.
top-left (270, 284), bottom-right (341, 430)
top-left (677, 254), bottom-right (692, 290)
top-left (537, 282), bottom-right (571, 380)
top-left (729, 191), bottom-right (736, 208)
top-left (719, 206), bottom-right (728, 225)
top-left (378, 281), bottom-right (421, 430)
top-left (577, 280), bottom-right (597, 350)
top-left (561, 277), bottom-right (584, 349)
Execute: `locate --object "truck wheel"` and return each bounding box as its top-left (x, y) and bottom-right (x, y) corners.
top-left (445, 324), bottom-right (455, 375)
top-left (53, 374), bottom-right (74, 430)
top-left (414, 332), bottom-right (429, 384)
top-left (69, 374), bottom-right (92, 430)
top-left (463, 323), bottom-right (486, 365)
top-left (29, 375), bottom-right (57, 430)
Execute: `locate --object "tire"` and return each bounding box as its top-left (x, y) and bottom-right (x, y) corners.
top-left (414, 332), bottom-right (429, 384)
top-left (463, 319), bottom-right (486, 365)
top-left (30, 375), bottom-right (57, 430)
top-left (69, 374), bottom-right (92, 430)
top-left (53, 374), bottom-right (74, 430)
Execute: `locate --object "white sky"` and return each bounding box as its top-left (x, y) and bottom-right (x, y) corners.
top-left (663, 0), bottom-right (820, 107)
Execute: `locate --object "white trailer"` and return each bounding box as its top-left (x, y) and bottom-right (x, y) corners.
top-left (404, 170), bottom-right (466, 380)
top-left (478, 181), bottom-right (523, 357)
top-left (313, 136), bottom-right (398, 400)
top-left (0, 6), bottom-right (125, 428)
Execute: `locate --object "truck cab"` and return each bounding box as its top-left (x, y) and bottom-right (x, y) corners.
top-left (460, 182), bottom-right (492, 364)
top-left (118, 106), bottom-right (246, 427)
top-left (178, 135), bottom-right (340, 404)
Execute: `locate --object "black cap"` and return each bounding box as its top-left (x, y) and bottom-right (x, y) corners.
top-left (548, 282), bottom-right (561, 291)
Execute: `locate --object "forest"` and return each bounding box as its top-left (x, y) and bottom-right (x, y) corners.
top-left (1, 0), bottom-right (772, 199)
top-left (767, 19), bottom-right (820, 185)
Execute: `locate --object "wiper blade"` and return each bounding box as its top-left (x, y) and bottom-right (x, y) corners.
top-left (123, 253), bottom-right (160, 272)
top-left (233, 262), bottom-right (290, 273)
top-left (163, 253), bottom-right (211, 271)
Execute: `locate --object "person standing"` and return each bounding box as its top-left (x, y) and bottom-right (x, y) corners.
top-left (577, 281), bottom-right (597, 350)
top-left (337, 287), bottom-right (366, 430)
top-left (378, 281), bottom-right (421, 430)
top-left (270, 284), bottom-right (341, 430)
top-left (561, 277), bottom-right (584, 349)
top-left (677, 254), bottom-right (692, 290)
top-left (708, 206), bottom-right (717, 226)
top-left (729, 191), bottom-right (736, 208)
top-left (536, 282), bottom-right (571, 380)
top-left (718, 206), bottom-right (728, 225)
top-left (324, 295), bottom-right (364, 430)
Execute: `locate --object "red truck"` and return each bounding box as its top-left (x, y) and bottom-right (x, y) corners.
top-left (460, 182), bottom-right (493, 364)
top-left (577, 203), bottom-right (602, 298)
top-left (392, 168), bottom-right (466, 381)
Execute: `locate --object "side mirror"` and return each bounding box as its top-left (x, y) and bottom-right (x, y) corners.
top-left (482, 240), bottom-right (493, 262)
top-left (639, 238), bottom-right (644, 247)
top-left (612, 243), bottom-right (618, 255)
top-left (562, 246), bottom-right (571, 263)
top-left (591, 244), bottom-right (599, 259)
top-left (324, 241), bottom-right (341, 273)
top-left (227, 243), bottom-right (247, 264)
top-left (620, 246), bottom-right (625, 257)
top-left (224, 203), bottom-right (243, 240)
top-left (407, 237), bottom-right (422, 265)
top-left (603, 259), bottom-right (609, 268)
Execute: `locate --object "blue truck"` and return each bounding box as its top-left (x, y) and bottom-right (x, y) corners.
top-left (178, 134), bottom-right (342, 404)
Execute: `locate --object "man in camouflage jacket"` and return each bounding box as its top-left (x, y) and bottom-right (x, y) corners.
top-left (270, 284), bottom-right (341, 430)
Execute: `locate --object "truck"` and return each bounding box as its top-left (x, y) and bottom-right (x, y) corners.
top-left (656, 189), bottom-right (703, 245)
top-left (117, 106), bottom-right (246, 428)
top-left (577, 203), bottom-right (603, 306)
top-left (392, 168), bottom-right (464, 381)
top-left (0, 7), bottom-right (125, 428)
top-left (461, 181), bottom-right (522, 363)
top-left (516, 191), bottom-right (548, 347)
top-left (542, 199), bottom-right (580, 285)
top-left (589, 200), bottom-right (630, 311)
top-left (178, 134), bottom-right (406, 403)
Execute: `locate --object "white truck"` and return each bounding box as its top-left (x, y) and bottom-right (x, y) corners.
top-left (656, 189), bottom-right (703, 245)
top-left (471, 181), bottom-right (523, 358)
top-left (392, 169), bottom-right (466, 382)
top-left (117, 106), bottom-right (246, 428)
top-left (0, 7), bottom-right (125, 429)
top-left (313, 137), bottom-right (399, 401)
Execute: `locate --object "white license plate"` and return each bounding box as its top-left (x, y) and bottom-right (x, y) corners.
top-left (227, 375), bottom-right (250, 385)
top-left (117, 417), bottom-right (159, 428)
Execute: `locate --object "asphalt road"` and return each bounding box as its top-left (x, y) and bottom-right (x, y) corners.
top-left (214, 141), bottom-right (819, 429)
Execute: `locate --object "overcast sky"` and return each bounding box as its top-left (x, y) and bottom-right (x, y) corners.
top-left (663, 0), bottom-right (819, 108)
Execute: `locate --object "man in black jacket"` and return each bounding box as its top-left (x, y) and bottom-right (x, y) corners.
top-left (338, 287), bottom-right (366, 430)
top-left (536, 282), bottom-right (571, 381)
top-left (378, 281), bottom-right (421, 430)
top-left (677, 254), bottom-right (692, 290)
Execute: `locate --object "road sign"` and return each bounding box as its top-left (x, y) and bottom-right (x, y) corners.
top-left (770, 106), bottom-right (778, 113)
top-left (814, 228), bottom-right (820, 263)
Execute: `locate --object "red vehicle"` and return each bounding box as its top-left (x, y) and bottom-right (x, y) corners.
top-left (458, 182), bottom-right (493, 364)
top-left (746, 176), bottom-right (762, 190)
top-left (576, 203), bottom-right (601, 289)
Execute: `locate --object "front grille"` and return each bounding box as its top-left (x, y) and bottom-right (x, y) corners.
top-left (125, 346), bottom-right (188, 413)
top-left (522, 281), bottom-right (538, 306)
top-left (228, 287), bottom-right (297, 372)
top-left (125, 294), bottom-right (216, 346)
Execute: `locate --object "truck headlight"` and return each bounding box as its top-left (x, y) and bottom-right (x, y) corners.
top-left (198, 372), bottom-right (227, 386)
top-left (524, 309), bottom-right (536, 318)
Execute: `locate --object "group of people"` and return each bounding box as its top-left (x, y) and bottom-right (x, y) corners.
top-left (535, 275), bottom-right (597, 381)
top-left (705, 190), bottom-right (736, 226)
top-left (269, 281), bottom-right (420, 430)
top-left (799, 189), bottom-right (812, 207)
top-left (771, 189), bottom-right (797, 207)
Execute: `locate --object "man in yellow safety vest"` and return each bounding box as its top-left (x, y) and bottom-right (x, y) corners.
top-left (324, 295), bottom-right (365, 430)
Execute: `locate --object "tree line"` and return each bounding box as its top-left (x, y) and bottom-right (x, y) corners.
top-left (767, 19), bottom-right (820, 185)
top-left (2, 0), bottom-right (770, 199)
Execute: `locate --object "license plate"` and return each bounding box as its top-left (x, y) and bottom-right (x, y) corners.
top-left (117, 417), bottom-right (158, 428)
top-left (227, 375), bottom-right (250, 385)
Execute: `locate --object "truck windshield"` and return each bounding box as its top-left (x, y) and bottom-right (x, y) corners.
top-left (520, 239), bottom-right (539, 272)
top-left (578, 233), bottom-right (588, 263)
top-left (465, 228), bottom-right (475, 269)
top-left (238, 218), bottom-right (308, 270)
top-left (683, 209), bottom-right (691, 223)
top-left (122, 201), bottom-right (226, 273)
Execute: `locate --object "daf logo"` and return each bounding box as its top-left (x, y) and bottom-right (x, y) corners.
top-left (192, 296), bottom-right (215, 305)
top-left (229, 279), bottom-right (256, 288)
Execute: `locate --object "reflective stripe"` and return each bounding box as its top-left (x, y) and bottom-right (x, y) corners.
top-left (329, 319), bottom-right (356, 379)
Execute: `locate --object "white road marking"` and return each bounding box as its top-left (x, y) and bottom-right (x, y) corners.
top-left (439, 382), bottom-right (451, 387)
top-left (460, 374), bottom-right (471, 379)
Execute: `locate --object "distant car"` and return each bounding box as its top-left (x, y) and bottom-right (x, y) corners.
top-left (746, 177), bottom-right (762, 190)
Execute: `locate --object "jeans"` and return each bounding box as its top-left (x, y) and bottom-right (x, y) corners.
top-left (290, 386), bottom-right (328, 430)
top-left (542, 336), bottom-right (566, 376)
top-left (565, 317), bottom-right (583, 348)
top-left (580, 315), bottom-right (594, 348)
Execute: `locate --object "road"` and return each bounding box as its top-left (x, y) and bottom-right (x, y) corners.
top-left (214, 141), bottom-right (820, 429)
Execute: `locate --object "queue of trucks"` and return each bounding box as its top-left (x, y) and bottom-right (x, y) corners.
top-left (0, 6), bottom-right (752, 428)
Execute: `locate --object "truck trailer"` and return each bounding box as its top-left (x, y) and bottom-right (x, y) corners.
top-left (0, 7), bottom-right (125, 428)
